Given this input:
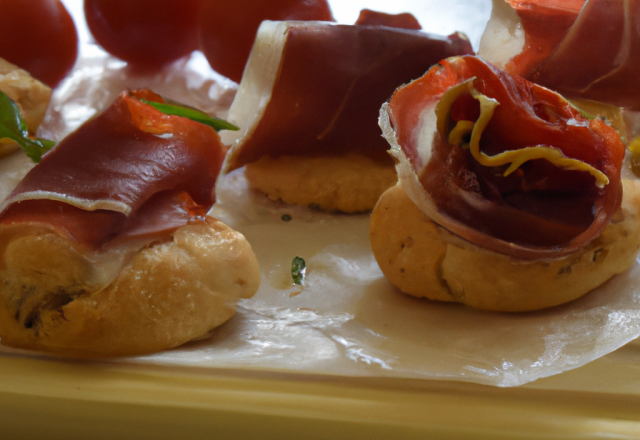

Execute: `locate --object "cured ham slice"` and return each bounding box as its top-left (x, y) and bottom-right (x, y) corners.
top-left (0, 89), bottom-right (226, 248)
top-left (222, 19), bottom-right (473, 171)
top-left (380, 56), bottom-right (625, 260)
top-left (480, 0), bottom-right (640, 109)
top-left (354, 9), bottom-right (422, 30)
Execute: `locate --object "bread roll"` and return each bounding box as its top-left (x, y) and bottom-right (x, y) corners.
top-left (370, 181), bottom-right (640, 312)
top-left (0, 216), bottom-right (260, 357)
top-left (245, 154), bottom-right (397, 213)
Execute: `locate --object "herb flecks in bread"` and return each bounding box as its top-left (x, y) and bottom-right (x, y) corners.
top-left (371, 182), bottom-right (640, 312)
top-left (0, 217), bottom-right (260, 357)
top-left (245, 154), bottom-right (397, 213)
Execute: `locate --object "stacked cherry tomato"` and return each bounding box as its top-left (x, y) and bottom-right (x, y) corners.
top-left (198, 0), bottom-right (334, 82)
top-left (0, 0), bottom-right (78, 88)
top-left (84, 0), bottom-right (335, 82)
top-left (0, 0), bottom-right (334, 86)
top-left (84, 0), bottom-right (201, 72)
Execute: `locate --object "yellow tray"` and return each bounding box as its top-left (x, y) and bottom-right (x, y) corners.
top-left (1, 338), bottom-right (639, 439)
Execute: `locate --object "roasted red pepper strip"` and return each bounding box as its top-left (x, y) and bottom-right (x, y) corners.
top-left (0, 89), bottom-right (227, 249)
top-left (382, 56), bottom-right (624, 260)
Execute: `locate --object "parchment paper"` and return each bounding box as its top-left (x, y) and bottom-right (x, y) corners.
top-left (2, 0), bottom-right (640, 387)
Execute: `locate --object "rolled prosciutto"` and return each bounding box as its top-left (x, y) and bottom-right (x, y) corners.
top-left (380, 56), bottom-right (625, 260)
top-left (0, 89), bottom-right (225, 248)
top-left (479, 0), bottom-right (640, 110)
top-left (222, 18), bottom-right (473, 170)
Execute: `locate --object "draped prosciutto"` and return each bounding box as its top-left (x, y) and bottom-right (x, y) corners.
top-left (354, 9), bottom-right (422, 30)
top-left (0, 89), bottom-right (227, 249)
top-left (222, 19), bottom-right (473, 170)
top-left (480, 0), bottom-right (640, 109)
top-left (380, 56), bottom-right (625, 260)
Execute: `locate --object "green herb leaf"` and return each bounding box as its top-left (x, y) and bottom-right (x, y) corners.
top-left (139, 99), bottom-right (239, 132)
top-left (281, 214), bottom-right (292, 221)
top-left (568, 101), bottom-right (596, 120)
top-left (0, 90), bottom-right (55, 163)
top-left (291, 256), bottom-right (306, 285)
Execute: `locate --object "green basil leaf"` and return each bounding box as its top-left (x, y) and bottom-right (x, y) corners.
top-left (139, 99), bottom-right (239, 132)
top-left (291, 256), bottom-right (306, 285)
top-left (0, 90), bottom-right (55, 163)
top-left (568, 101), bottom-right (596, 120)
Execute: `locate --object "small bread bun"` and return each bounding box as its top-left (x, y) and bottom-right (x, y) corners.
top-left (245, 153), bottom-right (397, 213)
top-left (370, 180), bottom-right (640, 312)
top-left (0, 217), bottom-right (260, 357)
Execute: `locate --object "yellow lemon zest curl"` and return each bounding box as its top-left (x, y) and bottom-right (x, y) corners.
top-left (434, 78), bottom-right (609, 188)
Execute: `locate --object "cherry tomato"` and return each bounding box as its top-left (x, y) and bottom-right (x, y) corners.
top-left (199, 0), bottom-right (334, 83)
top-left (0, 0), bottom-right (78, 88)
top-left (84, 0), bottom-right (201, 70)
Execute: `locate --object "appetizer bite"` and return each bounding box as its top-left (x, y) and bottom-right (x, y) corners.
top-left (372, 56), bottom-right (640, 312)
top-left (222, 14), bottom-right (473, 213)
top-left (0, 90), bottom-right (260, 357)
top-left (0, 58), bottom-right (52, 157)
top-left (479, 0), bottom-right (640, 110)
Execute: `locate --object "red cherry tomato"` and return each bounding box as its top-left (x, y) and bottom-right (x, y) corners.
top-left (84, 0), bottom-right (201, 70)
top-left (199, 0), bottom-right (334, 83)
top-left (0, 0), bottom-right (78, 88)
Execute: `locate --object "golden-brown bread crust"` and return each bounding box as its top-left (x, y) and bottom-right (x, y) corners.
top-left (245, 153), bottom-right (397, 213)
top-left (0, 217), bottom-right (260, 357)
top-left (370, 181), bottom-right (640, 312)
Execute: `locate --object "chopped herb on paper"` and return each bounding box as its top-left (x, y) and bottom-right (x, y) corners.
top-left (291, 256), bottom-right (306, 285)
top-left (139, 98), bottom-right (239, 132)
top-left (0, 91), bottom-right (55, 163)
